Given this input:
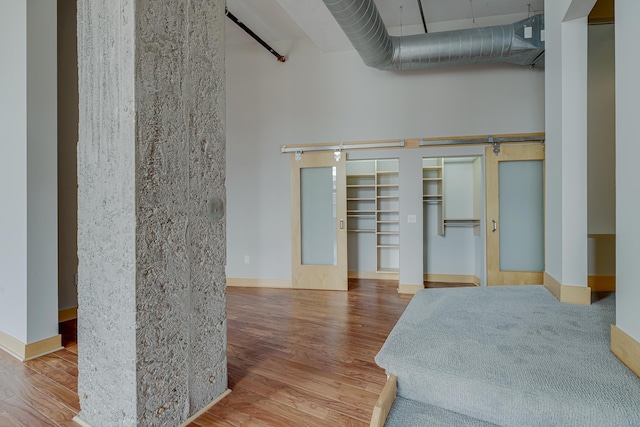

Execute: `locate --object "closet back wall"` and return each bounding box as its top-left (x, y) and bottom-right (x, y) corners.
top-left (226, 29), bottom-right (545, 282)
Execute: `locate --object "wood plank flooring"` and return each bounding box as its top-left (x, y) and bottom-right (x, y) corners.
top-left (0, 279), bottom-right (412, 426)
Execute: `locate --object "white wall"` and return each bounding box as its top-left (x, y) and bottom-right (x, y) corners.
top-left (588, 237), bottom-right (615, 276)
top-left (587, 24), bottom-right (616, 279)
top-left (226, 27), bottom-right (545, 282)
top-left (58, 0), bottom-right (79, 311)
top-left (544, 0), bottom-right (569, 283)
top-left (425, 222), bottom-right (476, 275)
top-left (26, 0), bottom-right (58, 343)
top-left (616, 0), bottom-right (640, 342)
top-left (588, 24), bottom-right (615, 235)
top-left (473, 157), bottom-right (486, 283)
top-left (544, 0), bottom-right (589, 287)
top-left (398, 153), bottom-right (423, 286)
top-left (0, 1), bottom-right (58, 345)
top-left (0, 1), bottom-right (29, 343)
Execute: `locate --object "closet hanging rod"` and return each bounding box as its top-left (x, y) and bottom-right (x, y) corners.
top-left (444, 222), bottom-right (480, 226)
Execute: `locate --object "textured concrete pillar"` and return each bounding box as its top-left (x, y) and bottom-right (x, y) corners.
top-left (76, 1), bottom-right (227, 426)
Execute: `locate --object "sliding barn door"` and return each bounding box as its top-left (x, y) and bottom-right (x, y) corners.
top-left (291, 152), bottom-right (348, 290)
top-left (486, 144), bottom-right (545, 285)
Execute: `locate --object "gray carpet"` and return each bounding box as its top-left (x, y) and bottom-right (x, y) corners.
top-left (386, 397), bottom-right (499, 427)
top-left (375, 286), bottom-right (640, 427)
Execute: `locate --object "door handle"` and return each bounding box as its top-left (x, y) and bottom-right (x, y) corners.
top-left (492, 220), bottom-right (497, 233)
top-left (340, 219), bottom-right (344, 230)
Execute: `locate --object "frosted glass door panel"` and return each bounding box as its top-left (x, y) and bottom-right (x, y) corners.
top-left (498, 161), bottom-right (544, 271)
top-left (300, 167), bottom-right (337, 265)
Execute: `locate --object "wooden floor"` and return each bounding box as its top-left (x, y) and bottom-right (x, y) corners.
top-left (0, 279), bottom-right (412, 426)
top-left (0, 320), bottom-right (79, 427)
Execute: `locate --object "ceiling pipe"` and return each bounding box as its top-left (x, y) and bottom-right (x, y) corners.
top-left (321, 0), bottom-right (545, 71)
top-left (225, 8), bottom-right (286, 63)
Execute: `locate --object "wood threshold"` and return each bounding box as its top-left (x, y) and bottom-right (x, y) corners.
top-left (424, 274), bottom-right (481, 286)
top-left (72, 416), bottom-right (93, 427)
top-left (349, 271), bottom-right (399, 281)
top-left (611, 325), bottom-right (640, 378)
top-left (370, 374), bottom-right (397, 427)
top-left (226, 278), bottom-right (292, 289)
top-left (178, 389), bottom-right (232, 427)
top-left (544, 272), bottom-right (592, 305)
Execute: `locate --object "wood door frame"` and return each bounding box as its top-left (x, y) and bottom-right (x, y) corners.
top-left (486, 144), bottom-right (545, 286)
top-left (290, 152), bottom-right (348, 290)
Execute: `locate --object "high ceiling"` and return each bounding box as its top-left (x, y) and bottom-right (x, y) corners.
top-left (226, 0), bottom-right (544, 51)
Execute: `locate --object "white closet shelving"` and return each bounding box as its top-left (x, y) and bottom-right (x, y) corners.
top-left (347, 159), bottom-right (399, 274)
top-left (423, 158), bottom-right (445, 236)
top-left (423, 157), bottom-right (481, 236)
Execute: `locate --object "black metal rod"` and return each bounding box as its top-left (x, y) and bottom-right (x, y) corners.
top-left (225, 8), bottom-right (286, 62)
top-left (417, 0), bottom-right (428, 33)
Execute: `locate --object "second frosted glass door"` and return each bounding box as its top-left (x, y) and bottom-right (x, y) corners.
top-left (498, 161), bottom-right (544, 272)
top-left (486, 144), bottom-right (545, 285)
top-left (291, 152), bottom-right (347, 290)
top-left (300, 167), bottom-right (337, 266)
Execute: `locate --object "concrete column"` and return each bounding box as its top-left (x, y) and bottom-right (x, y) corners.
top-left (76, 1), bottom-right (227, 426)
top-left (544, 0), bottom-right (594, 303)
top-left (0, 0), bottom-right (59, 359)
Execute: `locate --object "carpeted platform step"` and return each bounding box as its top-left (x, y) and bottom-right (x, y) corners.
top-left (375, 286), bottom-right (640, 427)
top-left (386, 396), bottom-right (499, 427)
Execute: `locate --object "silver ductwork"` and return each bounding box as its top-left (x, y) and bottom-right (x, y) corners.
top-left (322, 0), bottom-right (545, 70)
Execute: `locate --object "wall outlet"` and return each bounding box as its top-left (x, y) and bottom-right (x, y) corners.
top-left (407, 214), bottom-right (417, 224)
top-left (244, 255), bottom-right (250, 264)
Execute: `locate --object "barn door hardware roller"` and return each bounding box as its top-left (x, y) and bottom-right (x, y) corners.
top-left (490, 136), bottom-right (501, 156)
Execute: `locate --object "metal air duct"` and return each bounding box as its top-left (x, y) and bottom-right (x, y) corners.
top-left (322, 0), bottom-right (545, 70)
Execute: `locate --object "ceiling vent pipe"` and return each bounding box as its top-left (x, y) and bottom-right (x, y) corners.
top-left (322, 0), bottom-right (545, 70)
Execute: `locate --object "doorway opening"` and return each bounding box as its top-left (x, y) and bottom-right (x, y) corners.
top-left (423, 156), bottom-right (483, 288)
